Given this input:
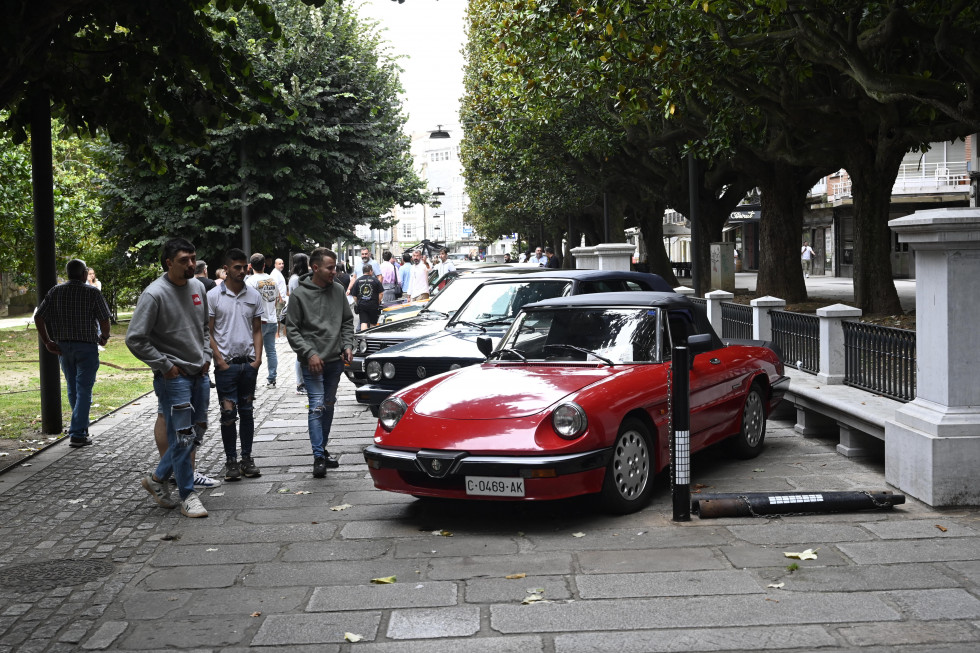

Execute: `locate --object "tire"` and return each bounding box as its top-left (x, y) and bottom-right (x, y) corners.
top-left (728, 382), bottom-right (767, 459)
top-left (369, 405), bottom-right (379, 418)
top-left (600, 418), bottom-right (655, 514)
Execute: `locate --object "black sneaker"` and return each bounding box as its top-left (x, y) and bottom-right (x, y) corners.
top-left (224, 459), bottom-right (242, 482)
top-left (68, 437), bottom-right (92, 448)
top-left (295, 384), bottom-right (306, 395)
top-left (322, 453), bottom-right (340, 469)
top-left (312, 456), bottom-right (327, 478)
top-left (240, 456), bottom-right (261, 478)
top-left (267, 379), bottom-right (276, 388)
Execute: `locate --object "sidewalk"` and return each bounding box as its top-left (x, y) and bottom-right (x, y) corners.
top-left (1, 345), bottom-right (979, 651)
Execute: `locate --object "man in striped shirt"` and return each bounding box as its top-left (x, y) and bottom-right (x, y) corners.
top-left (35, 259), bottom-right (111, 448)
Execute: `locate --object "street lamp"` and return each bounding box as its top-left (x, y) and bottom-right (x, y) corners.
top-left (432, 212), bottom-right (446, 247)
top-left (430, 125), bottom-right (450, 139)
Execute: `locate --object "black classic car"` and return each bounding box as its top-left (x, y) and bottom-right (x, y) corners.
top-left (346, 267), bottom-right (542, 386)
top-left (355, 269), bottom-right (674, 415)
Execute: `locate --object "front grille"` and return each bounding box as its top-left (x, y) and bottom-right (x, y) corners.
top-left (399, 470), bottom-right (465, 490)
top-left (366, 339), bottom-right (399, 355)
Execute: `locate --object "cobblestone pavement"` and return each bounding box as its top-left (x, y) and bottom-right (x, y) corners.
top-left (1, 348), bottom-right (979, 652)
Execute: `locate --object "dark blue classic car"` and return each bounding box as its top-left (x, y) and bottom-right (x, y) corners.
top-left (355, 270), bottom-right (673, 415)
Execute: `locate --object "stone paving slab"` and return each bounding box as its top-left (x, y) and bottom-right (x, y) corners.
top-left (4, 364), bottom-right (980, 652)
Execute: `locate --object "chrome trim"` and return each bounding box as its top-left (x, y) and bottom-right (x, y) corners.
top-left (363, 445), bottom-right (612, 477)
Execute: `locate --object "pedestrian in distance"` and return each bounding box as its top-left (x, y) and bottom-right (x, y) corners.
top-left (528, 247), bottom-right (547, 266)
top-left (270, 257), bottom-right (287, 339)
top-left (398, 251), bottom-right (413, 298)
top-left (284, 248), bottom-right (354, 478)
top-left (354, 263), bottom-right (384, 330)
top-left (359, 247), bottom-right (383, 278)
top-left (215, 268), bottom-right (227, 286)
top-left (35, 258), bottom-right (111, 448)
top-left (288, 252), bottom-right (310, 395)
top-left (379, 250), bottom-right (400, 303)
top-left (245, 253), bottom-right (286, 388)
top-left (407, 250), bottom-right (431, 301)
top-left (434, 248), bottom-right (456, 278)
top-left (208, 248), bottom-right (264, 482)
top-left (544, 246), bottom-right (561, 269)
top-left (194, 261), bottom-right (216, 292)
top-left (85, 267), bottom-right (102, 291)
top-left (801, 241), bottom-right (816, 278)
top-left (127, 237), bottom-right (212, 518)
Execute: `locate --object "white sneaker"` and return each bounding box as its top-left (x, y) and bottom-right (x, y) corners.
top-left (193, 472), bottom-right (221, 489)
top-left (180, 491), bottom-right (208, 518)
top-left (141, 474), bottom-right (177, 509)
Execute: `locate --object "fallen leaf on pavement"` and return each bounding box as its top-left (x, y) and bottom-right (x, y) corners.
top-left (206, 548), bottom-right (218, 552)
top-left (294, 490), bottom-right (311, 495)
top-left (371, 576), bottom-right (397, 584)
top-left (752, 468), bottom-right (765, 472)
top-left (432, 529), bottom-right (454, 537)
top-left (936, 524), bottom-right (948, 532)
top-left (250, 611), bottom-right (261, 617)
top-left (767, 582), bottom-right (785, 589)
top-left (522, 592), bottom-right (551, 605)
top-left (331, 503), bottom-right (352, 511)
top-left (572, 532), bottom-right (586, 538)
top-left (277, 488), bottom-right (290, 494)
top-left (505, 573), bottom-right (526, 580)
top-left (783, 548), bottom-right (819, 560)
top-left (211, 492), bottom-right (224, 497)
top-left (344, 633), bottom-right (364, 642)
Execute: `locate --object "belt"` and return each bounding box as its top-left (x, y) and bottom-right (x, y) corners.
top-left (228, 356), bottom-right (255, 365)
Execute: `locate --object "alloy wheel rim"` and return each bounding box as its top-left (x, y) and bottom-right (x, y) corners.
top-left (744, 391), bottom-right (764, 447)
top-left (612, 430), bottom-right (649, 499)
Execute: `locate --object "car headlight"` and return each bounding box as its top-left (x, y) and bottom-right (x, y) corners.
top-left (379, 397), bottom-right (408, 431)
top-left (382, 362), bottom-right (396, 379)
top-left (552, 402), bottom-right (587, 439)
top-left (366, 360), bottom-right (382, 382)
top-left (357, 338), bottom-right (368, 354)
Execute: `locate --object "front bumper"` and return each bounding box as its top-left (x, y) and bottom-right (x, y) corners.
top-left (363, 444), bottom-right (612, 500)
top-left (771, 374), bottom-right (791, 405)
top-left (356, 384), bottom-right (396, 407)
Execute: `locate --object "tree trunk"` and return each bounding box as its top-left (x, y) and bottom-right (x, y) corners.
top-left (633, 200), bottom-right (679, 286)
top-left (756, 164), bottom-right (809, 302)
top-left (846, 148), bottom-right (905, 315)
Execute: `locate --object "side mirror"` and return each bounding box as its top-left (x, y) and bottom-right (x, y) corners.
top-left (477, 335), bottom-right (493, 359)
top-left (687, 333), bottom-right (713, 369)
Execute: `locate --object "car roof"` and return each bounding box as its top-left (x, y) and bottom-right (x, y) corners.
top-left (473, 269), bottom-right (673, 290)
top-left (523, 291), bottom-right (691, 310)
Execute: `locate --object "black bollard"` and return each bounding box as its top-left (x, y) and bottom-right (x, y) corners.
top-left (671, 345), bottom-right (690, 521)
top-left (693, 491), bottom-right (906, 519)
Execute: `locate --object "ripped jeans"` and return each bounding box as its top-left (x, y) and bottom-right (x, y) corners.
top-left (301, 358), bottom-right (343, 458)
top-left (214, 361), bottom-right (259, 460)
top-left (153, 372), bottom-right (210, 500)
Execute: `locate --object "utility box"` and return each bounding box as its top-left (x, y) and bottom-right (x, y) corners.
top-left (710, 242), bottom-right (735, 292)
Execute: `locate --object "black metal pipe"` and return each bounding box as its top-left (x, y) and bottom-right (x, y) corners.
top-left (31, 87), bottom-right (62, 435)
top-left (671, 345), bottom-right (690, 521)
top-left (693, 491), bottom-right (905, 519)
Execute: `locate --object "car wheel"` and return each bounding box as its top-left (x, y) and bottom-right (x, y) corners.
top-left (369, 405), bottom-right (379, 418)
top-left (600, 418), bottom-right (654, 514)
top-left (728, 382), bottom-right (767, 459)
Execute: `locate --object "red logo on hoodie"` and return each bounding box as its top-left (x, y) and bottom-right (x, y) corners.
top-left (192, 294), bottom-right (202, 306)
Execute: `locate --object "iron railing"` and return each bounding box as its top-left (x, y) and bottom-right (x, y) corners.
top-left (842, 321), bottom-right (916, 402)
top-left (689, 297), bottom-right (706, 309)
top-left (771, 310), bottom-right (819, 373)
top-left (721, 302), bottom-right (752, 339)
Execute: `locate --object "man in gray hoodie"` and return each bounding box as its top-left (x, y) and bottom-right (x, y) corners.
top-left (285, 247), bottom-right (354, 478)
top-left (127, 237), bottom-right (212, 518)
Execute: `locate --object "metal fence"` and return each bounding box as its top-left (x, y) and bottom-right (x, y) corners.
top-left (771, 310), bottom-right (819, 373)
top-left (842, 321), bottom-right (916, 402)
top-left (721, 302), bottom-right (752, 339)
top-left (689, 297), bottom-right (706, 309)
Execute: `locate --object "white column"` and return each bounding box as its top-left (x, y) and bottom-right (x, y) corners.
top-left (815, 304), bottom-right (862, 385)
top-left (570, 246), bottom-right (597, 270)
top-left (594, 243), bottom-right (637, 271)
top-left (750, 296), bottom-right (786, 340)
top-left (674, 286), bottom-right (695, 297)
top-left (705, 290), bottom-right (733, 337)
top-left (886, 208), bottom-right (980, 506)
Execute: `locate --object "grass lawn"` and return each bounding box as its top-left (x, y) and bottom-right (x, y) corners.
top-left (0, 321), bottom-right (154, 443)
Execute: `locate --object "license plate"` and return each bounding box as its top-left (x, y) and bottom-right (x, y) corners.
top-left (465, 476), bottom-right (525, 497)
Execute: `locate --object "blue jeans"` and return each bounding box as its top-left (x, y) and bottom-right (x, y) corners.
top-left (214, 362), bottom-right (259, 459)
top-left (58, 341), bottom-right (100, 440)
top-left (301, 359), bottom-right (343, 457)
top-left (261, 322), bottom-right (278, 383)
top-left (153, 373), bottom-right (210, 499)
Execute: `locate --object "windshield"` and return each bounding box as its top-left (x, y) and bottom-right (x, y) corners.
top-left (423, 276), bottom-right (486, 315)
top-left (452, 280), bottom-right (572, 326)
top-left (499, 307), bottom-right (661, 364)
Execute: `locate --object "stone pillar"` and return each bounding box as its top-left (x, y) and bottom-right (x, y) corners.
top-left (674, 286), bottom-right (695, 297)
top-left (570, 245), bottom-right (597, 270)
top-left (886, 208), bottom-right (980, 506)
top-left (709, 242), bottom-right (735, 292)
top-left (815, 304), bottom-right (862, 385)
top-left (750, 296), bottom-right (785, 340)
top-left (705, 290), bottom-right (733, 337)
top-left (595, 243), bottom-right (637, 271)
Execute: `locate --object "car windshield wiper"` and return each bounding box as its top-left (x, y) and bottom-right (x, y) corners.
top-left (543, 344), bottom-right (615, 366)
top-left (421, 309), bottom-right (448, 319)
top-left (453, 320), bottom-right (486, 333)
top-left (479, 317), bottom-right (515, 327)
top-left (490, 347), bottom-right (527, 363)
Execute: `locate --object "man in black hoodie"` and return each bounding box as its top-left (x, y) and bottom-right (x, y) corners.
top-left (285, 248), bottom-right (355, 478)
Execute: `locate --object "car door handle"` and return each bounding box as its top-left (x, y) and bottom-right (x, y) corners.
top-left (709, 358), bottom-right (721, 364)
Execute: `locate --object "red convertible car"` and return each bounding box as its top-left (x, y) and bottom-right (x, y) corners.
top-left (363, 292), bottom-right (789, 514)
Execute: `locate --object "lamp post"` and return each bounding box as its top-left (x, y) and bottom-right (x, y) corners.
top-left (432, 212), bottom-right (446, 247)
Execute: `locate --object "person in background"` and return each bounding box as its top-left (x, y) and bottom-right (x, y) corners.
top-left (407, 250), bottom-right (431, 301)
top-left (85, 267), bottom-right (102, 291)
top-left (354, 263), bottom-right (384, 330)
top-left (288, 252), bottom-right (310, 395)
top-left (503, 253), bottom-right (513, 263)
top-left (544, 246), bottom-right (561, 269)
top-left (35, 259), bottom-right (110, 448)
top-left (245, 253), bottom-right (286, 388)
top-left (208, 248), bottom-right (264, 482)
top-left (194, 261), bottom-right (216, 292)
top-left (433, 248), bottom-right (456, 278)
top-left (528, 247), bottom-right (547, 266)
top-left (215, 268), bottom-right (227, 286)
top-left (398, 252), bottom-right (412, 298)
top-left (801, 241), bottom-right (816, 278)
top-left (285, 248), bottom-right (354, 478)
top-left (379, 251), bottom-right (400, 303)
top-left (270, 257), bottom-right (287, 339)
